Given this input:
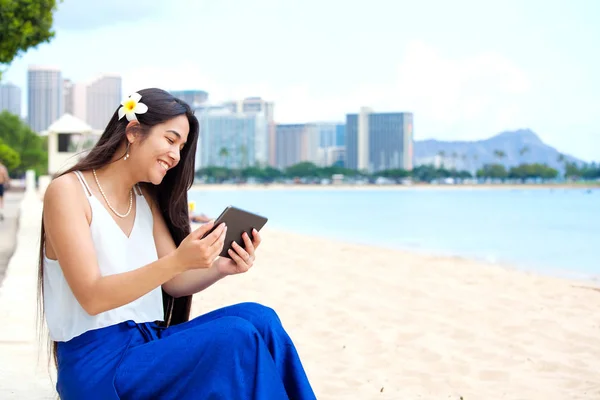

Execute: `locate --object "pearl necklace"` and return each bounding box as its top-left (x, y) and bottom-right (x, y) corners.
top-left (92, 169), bottom-right (133, 218)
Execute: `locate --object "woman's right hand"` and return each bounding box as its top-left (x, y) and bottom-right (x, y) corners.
top-left (175, 221), bottom-right (227, 271)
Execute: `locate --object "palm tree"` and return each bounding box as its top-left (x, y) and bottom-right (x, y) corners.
top-left (493, 150), bottom-right (506, 163)
top-left (451, 152), bottom-right (458, 170)
top-left (437, 150), bottom-right (446, 168)
top-left (519, 146), bottom-right (530, 156)
top-left (239, 144), bottom-right (248, 169)
top-left (557, 153), bottom-right (566, 179)
top-left (219, 147), bottom-right (229, 168)
top-left (519, 146), bottom-right (530, 164)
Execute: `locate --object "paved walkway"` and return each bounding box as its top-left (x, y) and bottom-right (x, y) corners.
top-left (0, 191), bottom-right (22, 284)
top-left (0, 190), bottom-right (56, 398)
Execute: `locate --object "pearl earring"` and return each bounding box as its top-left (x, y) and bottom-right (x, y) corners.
top-left (123, 142), bottom-right (130, 161)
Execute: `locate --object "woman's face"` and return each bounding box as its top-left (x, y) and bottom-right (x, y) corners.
top-left (130, 114), bottom-right (190, 185)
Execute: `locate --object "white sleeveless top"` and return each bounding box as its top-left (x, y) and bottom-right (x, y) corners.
top-left (43, 171), bottom-right (164, 342)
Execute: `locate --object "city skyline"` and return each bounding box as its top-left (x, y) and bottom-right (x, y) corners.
top-left (0, 0), bottom-right (598, 161)
top-left (2, 65), bottom-right (593, 168)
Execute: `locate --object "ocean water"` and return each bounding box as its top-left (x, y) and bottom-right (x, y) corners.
top-left (188, 187), bottom-right (599, 280)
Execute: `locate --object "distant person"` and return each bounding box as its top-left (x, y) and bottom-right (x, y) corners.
top-left (190, 212), bottom-right (212, 223)
top-left (0, 161), bottom-right (8, 221)
top-left (38, 88), bottom-right (316, 399)
top-left (188, 200), bottom-right (212, 224)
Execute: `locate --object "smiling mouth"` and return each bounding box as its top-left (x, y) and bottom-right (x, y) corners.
top-left (158, 160), bottom-right (170, 171)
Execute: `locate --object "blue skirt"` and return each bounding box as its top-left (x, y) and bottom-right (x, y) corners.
top-left (56, 302), bottom-right (317, 400)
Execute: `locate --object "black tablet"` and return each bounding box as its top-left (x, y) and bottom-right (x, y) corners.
top-left (202, 206), bottom-right (268, 258)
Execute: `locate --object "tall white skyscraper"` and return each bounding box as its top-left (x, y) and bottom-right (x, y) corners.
top-left (86, 74), bottom-right (122, 130)
top-left (62, 80), bottom-right (90, 122)
top-left (223, 97), bottom-right (276, 166)
top-left (71, 82), bottom-right (88, 122)
top-left (63, 79), bottom-right (74, 115)
top-left (0, 83), bottom-right (21, 116)
top-left (28, 65), bottom-right (63, 132)
top-left (195, 105), bottom-right (268, 170)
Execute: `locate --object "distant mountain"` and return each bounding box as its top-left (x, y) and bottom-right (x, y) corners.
top-left (413, 129), bottom-right (583, 172)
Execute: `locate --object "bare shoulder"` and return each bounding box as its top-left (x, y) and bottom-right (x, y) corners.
top-left (44, 173), bottom-right (90, 218)
top-left (43, 173), bottom-right (94, 260)
top-left (45, 173), bottom-right (80, 201)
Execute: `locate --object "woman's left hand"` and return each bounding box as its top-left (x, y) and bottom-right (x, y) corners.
top-left (213, 229), bottom-right (262, 276)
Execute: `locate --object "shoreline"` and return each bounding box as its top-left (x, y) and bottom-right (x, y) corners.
top-left (261, 227), bottom-right (600, 288)
top-left (192, 222), bottom-right (600, 291)
top-left (190, 224), bottom-right (600, 399)
top-left (191, 182), bottom-right (600, 191)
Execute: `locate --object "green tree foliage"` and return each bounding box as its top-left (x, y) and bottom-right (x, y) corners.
top-left (508, 163), bottom-right (558, 182)
top-left (0, 111), bottom-right (47, 176)
top-left (0, 137), bottom-right (20, 169)
top-left (285, 161), bottom-right (320, 178)
top-left (372, 168), bottom-right (410, 179)
top-left (476, 164), bottom-right (507, 180)
top-left (0, 0), bottom-right (60, 76)
top-left (563, 162), bottom-right (600, 180)
top-left (195, 160), bottom-right (600, 184)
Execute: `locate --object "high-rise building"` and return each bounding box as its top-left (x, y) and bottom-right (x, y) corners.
top-left (63, 79), bottom-right (75, 116)
top-left (71, 82), bottom-right (88, 123)
top-left (195, 106), bottom-right (268, 170)
top-left (317, 122), bottom-right (337, 148)
top-left (318, 147), bottom-right (346, 167)
top-left (314, 122), bottom-right (346, 167)
top-left (346, 108), bottom-right (413, 172)
top-left (335, 124), bottom-right (345, 146)
top-left (275, 124), bottom-right (305, 170)
top-left (275, 124), bottom-right (320, 169)
top-left (86, 74), bottom-right (122, 130)
top-left (0, 83), bottom-right (21, 116)
top-left (28, 65), bottom-right (63, 132)
top-left (170, 90), bottom-right (208, 108)
top-left (224, 97), bottom-right (276, 166)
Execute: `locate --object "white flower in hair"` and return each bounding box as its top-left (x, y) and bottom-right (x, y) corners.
top-left (118, 92), bottom-right (148, 121)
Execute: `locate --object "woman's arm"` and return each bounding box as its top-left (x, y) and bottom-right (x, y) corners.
top-left (145, 190), bottom-right (227, 298)
top-left (43, 175), bottom-right (224, 315)
top-left (43, 175), bottom-right (189, 315)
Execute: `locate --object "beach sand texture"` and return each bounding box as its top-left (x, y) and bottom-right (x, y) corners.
top-left (190, 226), bottom-right (600, 400)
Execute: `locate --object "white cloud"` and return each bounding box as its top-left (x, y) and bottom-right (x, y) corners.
top-left (232, 41), bottom-right (533, 135)
top-left (122, 68), bottom-right (361, 123)
top-left (390, 41), bottom-right (532, 134)
top-left (120, 41), bottom-right (533, 140)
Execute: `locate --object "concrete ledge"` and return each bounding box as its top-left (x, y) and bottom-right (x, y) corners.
top-left (0, 190), bottom-right (56, 398)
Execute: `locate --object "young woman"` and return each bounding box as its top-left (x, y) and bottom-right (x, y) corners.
top-left (38, 88), bottom-right (316, 399)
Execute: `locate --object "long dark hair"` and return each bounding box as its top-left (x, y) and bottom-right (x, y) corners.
top-left (36, 88), bottom-right (199, 366)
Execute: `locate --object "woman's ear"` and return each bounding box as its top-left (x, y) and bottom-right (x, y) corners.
top-left (125, 120), bottom-right (141, 144)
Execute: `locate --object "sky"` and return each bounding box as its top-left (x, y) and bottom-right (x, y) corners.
top-left (2, 0), bottom-right (599, 161)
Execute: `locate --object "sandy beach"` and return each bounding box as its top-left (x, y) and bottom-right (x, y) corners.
top-left (190, 226), bottom-right (600, 399)
top-left (1, 190), bottom-right (599, 399)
